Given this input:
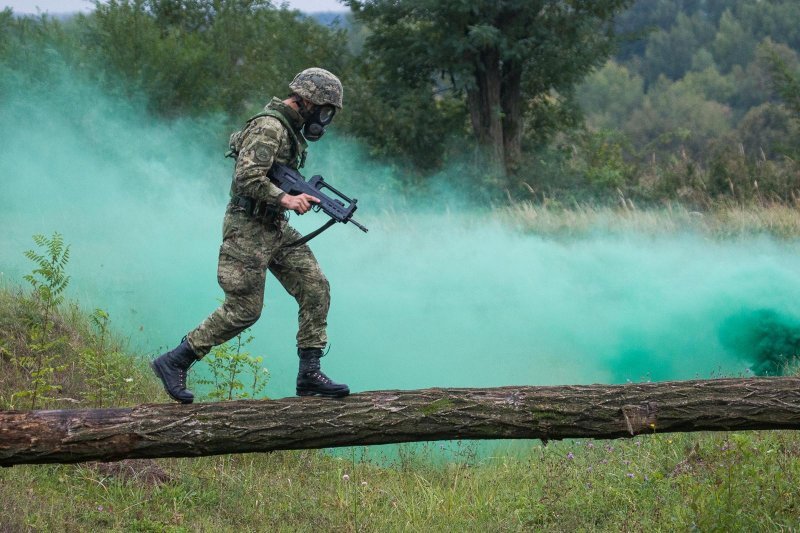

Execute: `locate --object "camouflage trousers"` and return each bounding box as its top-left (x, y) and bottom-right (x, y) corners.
top-left (187, 206), bottom-right (330, 357)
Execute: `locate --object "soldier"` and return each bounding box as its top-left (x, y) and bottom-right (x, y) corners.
top-left (151, 68), bottom-right (350, 404)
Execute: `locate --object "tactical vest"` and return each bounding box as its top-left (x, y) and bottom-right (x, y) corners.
top-left (226, 108), bottom-right (307, 169)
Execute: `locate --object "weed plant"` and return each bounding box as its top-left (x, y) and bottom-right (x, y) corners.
top-left (13, 232), bottom-right (71, 408)
top-left (0, 234), bottom-right (160, 410)
top-left (195, 330), bottom-right (270, 401)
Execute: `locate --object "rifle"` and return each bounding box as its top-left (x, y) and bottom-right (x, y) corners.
top-left (268, 163), bottom-right (368, 246)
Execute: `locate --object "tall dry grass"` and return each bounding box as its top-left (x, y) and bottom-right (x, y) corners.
top-left (496, 201), bottom-right (800, 240)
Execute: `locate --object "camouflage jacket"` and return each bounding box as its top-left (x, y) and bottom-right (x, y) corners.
top-left (231, 97), bottom-right (307, 206)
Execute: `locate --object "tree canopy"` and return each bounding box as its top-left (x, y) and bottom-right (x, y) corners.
top-left (2, 0), bottom-right (799, 204)
top-left (346, 0), bottom-right (633, 179)
top-left (83, 0), bottom-right (350, 118)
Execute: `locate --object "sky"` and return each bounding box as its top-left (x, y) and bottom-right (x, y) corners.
top-left (3, 0), bottom-right (345, 14)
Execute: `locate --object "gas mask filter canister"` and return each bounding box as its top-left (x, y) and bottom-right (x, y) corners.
top-left (302, 104), bottom-right (336, 142)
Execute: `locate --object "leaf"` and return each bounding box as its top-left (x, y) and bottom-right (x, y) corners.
top-left (467, 24), bottom-right (501, 49)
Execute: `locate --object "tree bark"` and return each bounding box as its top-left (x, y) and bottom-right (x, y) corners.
top-left (467, 48), bottom-right (505, 172)
top-left (2, 377), bottom-right (800, 467)
top-left (466, 49), bottom-right (526, 176)
top-left (500, 59), bottom-right (524, 174)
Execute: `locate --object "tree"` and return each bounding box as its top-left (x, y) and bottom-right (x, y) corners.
top-left (712, 9), bottom-right (756, 73)
top-left (642, 12), bottom-right (715, 84)
top-left (336, 59), bottom-right (466, 173)
top-left (761, 40), bottom-right (800, 159)
top-left (613, 0), bottom-right (699, 61)
top-left (0, 8), bottom-right (12, 56)
top-left (576, 60), bottom-right (644, 131)
top-left (346, 0), bottom-right (633, 176)
top-left (762, 42), bottom-right (800, 116)
top-left (739, 0), bottom-right (800, 52)
top-left (735, 103), bottom-right (794, 159)
top-left (624, 75), bottom-right (733, 157)
top-left (84, 0), bottom-right (350, 118)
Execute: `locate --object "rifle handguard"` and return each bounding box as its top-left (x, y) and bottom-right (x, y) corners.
top-left (267, 163), bottom-right (368, 239)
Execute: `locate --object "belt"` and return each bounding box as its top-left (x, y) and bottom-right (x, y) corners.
top-left (230, 195), bottom-right (282, 219)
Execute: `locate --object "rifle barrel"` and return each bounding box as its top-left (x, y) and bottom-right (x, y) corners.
top-left (350, 218), bottom-right (368, 233)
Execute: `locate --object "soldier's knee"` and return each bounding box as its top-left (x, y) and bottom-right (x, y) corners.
top-left (240, 304), bottom-right (262, 327)
top-left (311, 275), bottom-right (330, 300)
top-left (225, 296), bottom-right (263, 329)
top-left (241, 311), bottom-right (261, 328)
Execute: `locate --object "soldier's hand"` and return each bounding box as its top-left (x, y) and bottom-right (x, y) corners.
top-left (280, 193), bottom-right (320, 215)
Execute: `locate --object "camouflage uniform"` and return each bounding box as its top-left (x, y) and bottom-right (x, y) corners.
top-left (187, 97), bottom-right (330, 356)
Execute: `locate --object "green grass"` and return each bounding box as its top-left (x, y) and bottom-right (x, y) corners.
top-left (2, 431), bottom-right (800, 531)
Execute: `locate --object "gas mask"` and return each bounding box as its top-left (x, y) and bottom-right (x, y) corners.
top-left (301, 104), bottom-right (336, 142)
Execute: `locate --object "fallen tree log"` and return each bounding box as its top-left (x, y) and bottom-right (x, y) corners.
top-left (2, 377), bottom-right (800, 466)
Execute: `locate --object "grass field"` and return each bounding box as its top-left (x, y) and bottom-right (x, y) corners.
top-left (2, 430), bottom-right (800, 531)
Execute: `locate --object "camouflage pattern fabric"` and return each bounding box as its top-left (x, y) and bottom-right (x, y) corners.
top-left (289, 68), bottom-right (344, 109)
top-left (186, 98), bottom-right (330, 356)
top-left (187, 212), bottom-right (330, 356)
top-left (230, 98), bottom-right (306, 204)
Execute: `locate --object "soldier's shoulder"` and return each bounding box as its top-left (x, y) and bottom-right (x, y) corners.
top-left (247, 115), bottom-right (287, 139)
top-left (250, 114), bottom-right (284, 128)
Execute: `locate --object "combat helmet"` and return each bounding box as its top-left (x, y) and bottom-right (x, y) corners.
top-left (289, 68), bottom-right (343, 109)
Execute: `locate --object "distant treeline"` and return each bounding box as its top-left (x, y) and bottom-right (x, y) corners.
top-left (1, 0), bottom-right (799, 206)
top-left (575, 0), bottom-right (800, 206)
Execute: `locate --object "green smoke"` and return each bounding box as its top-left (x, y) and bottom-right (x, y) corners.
top-left (3, 62), bottom-right (800, 403)
top-left (719, 309), bottom-right (800, 375)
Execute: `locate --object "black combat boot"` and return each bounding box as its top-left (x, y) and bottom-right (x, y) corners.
top-left (296, 347), bottom-right (350, 398)
top-left (150, 337), bottom-right (199, 404)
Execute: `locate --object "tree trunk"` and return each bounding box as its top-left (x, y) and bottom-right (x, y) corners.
top-left (467, 50), bottom-right (525, 176)
top-left (2, 378), bottom-right (800, 467)
top-left (467, 48), bottom-right (505, 173)
top-left (501, 59), bottom-right (524, 174)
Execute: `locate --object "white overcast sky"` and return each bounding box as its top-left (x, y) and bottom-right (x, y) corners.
top-left (3, 0), bottom-right (345, 14)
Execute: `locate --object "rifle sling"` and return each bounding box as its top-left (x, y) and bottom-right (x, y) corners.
top-left (283, 218), bottom-right (337, 248)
